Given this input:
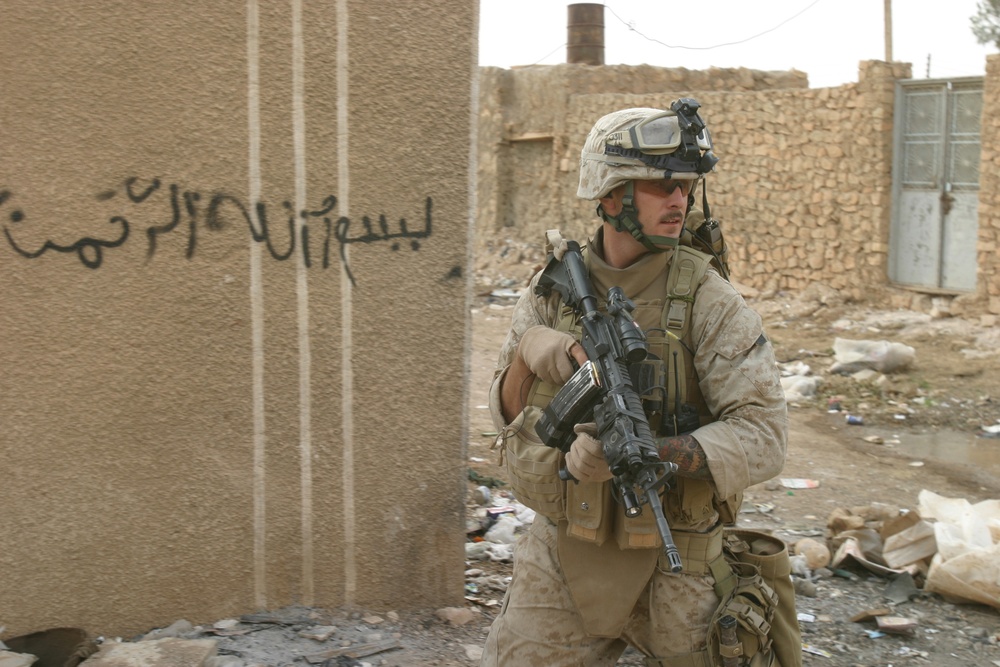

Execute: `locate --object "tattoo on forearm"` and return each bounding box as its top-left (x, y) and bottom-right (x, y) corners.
top-left (657, 435), bottom-right (712, 480)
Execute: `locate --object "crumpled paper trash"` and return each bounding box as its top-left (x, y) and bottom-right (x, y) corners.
top-left (830, 338), bottom-right (916, 375)
top-left (917, 489), bottom-right (1000, 609)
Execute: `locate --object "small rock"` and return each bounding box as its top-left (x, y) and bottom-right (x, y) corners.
top-left (298, 626), bottom-right (337, 641)
top-left (795, 537), bottom-right (832, 569)
top-left (472, 485), bottom-right (492, 505)
top-left (794, 578), bottom-right (818, 597)
top-left (435, 607), bottom-right (480, 626)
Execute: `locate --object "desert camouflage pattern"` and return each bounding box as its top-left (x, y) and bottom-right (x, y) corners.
top-left (484, 230), bottom-right (787, 665)
top-left (577, 107), bottom-right (703, 201)
top-left (490, 239), bottom-right (787, 502)
top-left (480, 516), bottom-right (720, 667)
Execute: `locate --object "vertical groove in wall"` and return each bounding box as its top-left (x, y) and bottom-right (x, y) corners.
top-left (246, 0), bottom-right (268, 610)
top-left (461, 0), bottom-right (481, 486)
top-left (337, 0), bottom-right (356, 605)
top-left (291, 0), bottom-right (314, 606)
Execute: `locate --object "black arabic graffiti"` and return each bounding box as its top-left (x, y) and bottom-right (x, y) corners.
top-left (2, 189), bottom-right (131, 269)
top-left (330, 197), bottom-right (433, 286)
top-left (0, 182), bottom-right (434, 286)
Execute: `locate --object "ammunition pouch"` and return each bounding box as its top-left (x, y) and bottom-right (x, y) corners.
top-left (497, 406), bottom-right (566, 520)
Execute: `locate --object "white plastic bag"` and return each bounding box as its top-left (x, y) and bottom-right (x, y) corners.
top-left (917, 490), bottom-right (1000, 608)
top-left (829, 338), bottom-right (916, 375)
top-left (781, 375), bottom-right (822, 402)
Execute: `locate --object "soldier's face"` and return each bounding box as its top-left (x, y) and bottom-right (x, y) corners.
top-left (601, 178), bottom-right (690, 239)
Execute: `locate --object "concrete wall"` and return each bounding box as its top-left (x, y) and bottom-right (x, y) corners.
top-left (0, 1), bottom-right (476, 637)
top-left (478, 59), bottom-right (1000, 319)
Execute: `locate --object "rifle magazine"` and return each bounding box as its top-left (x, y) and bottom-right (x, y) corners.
top-left (535, 361), bottom-right (601, 451)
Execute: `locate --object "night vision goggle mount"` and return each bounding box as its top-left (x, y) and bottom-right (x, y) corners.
top-left (669, 98), bottom-right (718, 174)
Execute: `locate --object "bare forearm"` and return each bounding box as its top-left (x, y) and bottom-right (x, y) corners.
top-left (499, 355), bottom-right (535, 423)
top-left (656, 434), bottom-right (713, 480)
top-left (499, 340), bottom-right (589, 424)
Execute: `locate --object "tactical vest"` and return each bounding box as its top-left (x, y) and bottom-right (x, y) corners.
top-left (521, 242), bottom-right (741, 549)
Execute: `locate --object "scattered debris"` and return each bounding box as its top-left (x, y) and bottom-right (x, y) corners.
top-left (303, 637), bottom-right (402, 664)
top-left (829, 338), bottom-right (916, 375)
top-left (433, 608), bottom-right (480, 627)
top-left (781, 478), bottom-right (820, 489)
top-left (919, 490), bottom-right (1000, 609)
top-left (794, 537), bottom-right (831, 569)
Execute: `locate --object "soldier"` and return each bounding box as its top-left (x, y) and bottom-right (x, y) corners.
top-left (481, 101), bottom-right (794, 666)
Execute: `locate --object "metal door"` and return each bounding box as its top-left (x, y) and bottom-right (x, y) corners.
top-left (890, 78), bottom-right (982, 292)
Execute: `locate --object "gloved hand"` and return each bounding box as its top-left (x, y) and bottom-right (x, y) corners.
top-left (565, 423), bottom-right (612, 484)
top-left (518, 325), bottom-right (579, 385)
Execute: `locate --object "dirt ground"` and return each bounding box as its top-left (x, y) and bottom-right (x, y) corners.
top-left (35, 239), bottom-right (1000, 667)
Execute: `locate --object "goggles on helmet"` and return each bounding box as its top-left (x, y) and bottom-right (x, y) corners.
top-left (604, 111), bottom-right (712, 155)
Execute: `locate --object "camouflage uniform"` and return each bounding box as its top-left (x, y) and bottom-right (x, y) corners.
top-left (481, 232), bottom-right (788, 667)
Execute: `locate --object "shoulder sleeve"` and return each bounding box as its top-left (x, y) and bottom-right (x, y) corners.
top-left (688, 272), bottom-right (788, 498)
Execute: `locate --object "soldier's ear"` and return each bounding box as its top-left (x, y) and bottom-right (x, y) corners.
top-left (599, 193), bottom-right (621, 217)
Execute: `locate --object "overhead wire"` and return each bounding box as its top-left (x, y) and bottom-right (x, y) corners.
top-left (517, 0), bottom-right (824, 66)
top-left (603, 0), bottom-right (824, 51)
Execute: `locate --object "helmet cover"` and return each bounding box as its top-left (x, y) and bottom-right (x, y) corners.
top-left (577, 103), bottom-right (718, 200)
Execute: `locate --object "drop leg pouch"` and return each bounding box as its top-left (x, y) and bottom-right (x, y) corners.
top-left (707, 529), bottom-right (802, 667)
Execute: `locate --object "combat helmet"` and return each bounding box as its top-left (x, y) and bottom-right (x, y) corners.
top-left (578, 98), bottom-right (719, 253)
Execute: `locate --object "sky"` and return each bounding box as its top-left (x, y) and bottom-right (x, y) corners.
top-left (478, 0), bottom-right (996, 88)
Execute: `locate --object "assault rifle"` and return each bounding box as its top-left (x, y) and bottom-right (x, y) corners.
top-left (534, 240), bottom-right (683, 572)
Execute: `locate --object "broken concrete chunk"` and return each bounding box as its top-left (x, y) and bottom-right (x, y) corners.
top-left (0, 650), bottom-right (38, 667)
top-left (875, 615), bottom-right (918, 634)
top-left (140, 620), bottom-right (195, 641)
top-left (81, 638), bottom-right (216, 667)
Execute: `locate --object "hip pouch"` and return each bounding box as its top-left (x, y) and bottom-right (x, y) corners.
top-left (706, 529), bottom-right (802, 667)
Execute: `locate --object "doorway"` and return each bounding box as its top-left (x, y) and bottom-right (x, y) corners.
top-left (890, 78), bottom-right (983, 292)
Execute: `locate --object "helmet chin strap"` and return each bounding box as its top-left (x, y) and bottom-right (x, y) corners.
top-left (598, 181), bottom-right (680, 252)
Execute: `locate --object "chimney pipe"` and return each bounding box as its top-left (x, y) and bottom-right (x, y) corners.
top-left (567, 3), bottom-right (604, 65)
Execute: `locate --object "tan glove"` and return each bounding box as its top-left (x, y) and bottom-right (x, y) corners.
top-left (518, 325), bottom-right (578, 385)
top-left (565, 423), bottom-right (612, 484)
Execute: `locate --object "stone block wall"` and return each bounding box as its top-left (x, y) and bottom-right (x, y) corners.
top-left (973, 54), bottom-right (1000, 316)
top-left (478, 59), bottom-right (1000, 316)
